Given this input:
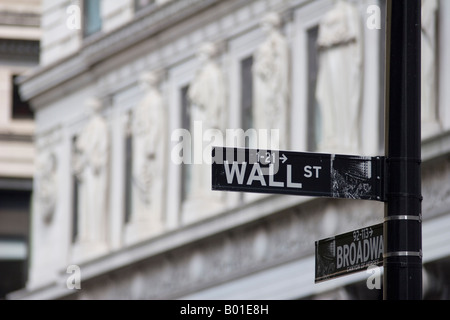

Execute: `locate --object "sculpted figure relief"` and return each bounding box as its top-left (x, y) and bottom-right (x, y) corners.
top-left (315, 0), bottom-right (363, 153)
top-left (73, 98), bottom-right (109, 243)
top-left (131, 71), bottom-right (165, 223)
top-left (187, 42), bottom-right (226, 202)
top-left (188, 42), bottom-right (226, 131)
top-left (36, 152), bottom-right (57, 224)
top-left (253, 12), bottom-right (289, 149)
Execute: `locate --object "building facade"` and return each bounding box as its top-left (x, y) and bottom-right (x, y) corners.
top-left (8, 0), bottom-right (450, 299)
top-left (0, 0), bottom-right (41, 299)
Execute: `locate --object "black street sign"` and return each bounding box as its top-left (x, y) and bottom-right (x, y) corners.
top-left (315, 223), bottom-right (384, 283)
top-left (211, 147), bottom-right (385, 201)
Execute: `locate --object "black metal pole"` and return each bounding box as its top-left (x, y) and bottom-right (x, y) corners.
top-left (384, 0), bottom-right (422, 300)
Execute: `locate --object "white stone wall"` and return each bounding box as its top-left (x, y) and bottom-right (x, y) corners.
top-left (101, 0), bottom-right (134, 34)
top-left (41, 0), bottom-right (134, 66)
top-left (41, 0), bottom-right (79, 66)
top-left (13, 0), bottom-right (450, 299)
top-left (439, 0), bottom-right (450, 131)
top-left (40, 0), bottom-right (177, 66)
top-left (0, 0), bottom-right (41, 40)
top-left (0, 0), bottom-right (41, 12)
top-left (0, 0), bottom-right (40, 179)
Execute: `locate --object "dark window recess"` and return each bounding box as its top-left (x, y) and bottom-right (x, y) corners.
top-left (241, 56), bottom-right (254, 138)
top-left (0, 189), bottom-right (31, 299)
top-left (12, 75), bottom-right (33, 120)
top-left (238, 56), bottom-right (254, 201)
top-left (0, 251), bottom-right (28, 299)
top-left (307, 26), bottom-right (320, 151)
top-left (181, 85), bottom-right (191, 202)
top-left (0, 189), bottom-right (31, 213)
top-left (72, 136), bottom-right (79, 243)
top-left (0, 39), bottom-right (39, 59)
top-left (124, 114), bottom-right (133, 224)
top-left (83, 0), bottom-right (102, 38)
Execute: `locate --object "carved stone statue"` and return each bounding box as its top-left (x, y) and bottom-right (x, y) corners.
top-left (188, 42), bottom-right (226, 131)
top-left (35, 152), bottom-right (57, 224)
top-left (131, 71), bottom-right (165, 225)
top-left (315, 0), bottom-right (363, 153)
top-left (253, 12), bottom-right (289, 149)
top-left (421, 0), bottom-right (439, 130)
top-left (187, 42), bottom-right (226, 203)
top-left (73, 98), bottom-right (109, 243)
top-left (183, 42), bottom-right (226, 222)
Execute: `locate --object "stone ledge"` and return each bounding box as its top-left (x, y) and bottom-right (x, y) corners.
top-left (422, 129), bottom-right (450, 163)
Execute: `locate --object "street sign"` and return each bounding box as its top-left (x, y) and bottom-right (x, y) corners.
top-left (211, 147), bottom-right (385, 201)
top-left (315, 223), bottom-right (384, 283)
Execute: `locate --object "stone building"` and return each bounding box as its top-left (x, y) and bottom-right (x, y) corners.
top-left (0, 0), bottom-right (41, 299)
top-left (8, 0), bottom-right (450, 299)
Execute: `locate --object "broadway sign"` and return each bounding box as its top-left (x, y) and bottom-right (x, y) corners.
top-left (315, 223), bottom-right (384, 282)
top-left (211, 147), bottom-right (385, 201)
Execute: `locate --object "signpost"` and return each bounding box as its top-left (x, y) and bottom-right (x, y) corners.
top-left (210, 0), bottom-right (422, 301)
top-left (315, 223), bottom-right (384, 283)
top-left (212, 147), bottom-right (385, 202)
top-left (383, 0), bottom-right (422, 300)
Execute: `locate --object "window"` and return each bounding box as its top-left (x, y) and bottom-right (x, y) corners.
top-left (83, 0), bottom-right (102, 38)
top-left (135, 0), bottom-right (156, 12)
top-left (71, 136), bottom-right (79, 243)
top-left (240, 56), bottom-right (255, 147)
top-left (0, 185), bottom-right (30, 297)
top-left (241, 56), bottom-right (253, 131)
top-left (180, 85), bottom-right (191, 202)
top-left (0, 236), bottom-right (28, 298)
top-left (124, 112), bottom-right (133, 224)
top-left (306, 26), bottom-right (320, 151)
top-left (12, 75), bottom-right (34, 120)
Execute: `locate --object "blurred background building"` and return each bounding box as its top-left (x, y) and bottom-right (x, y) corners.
top-left (0, 0), bottom-right (40, 299)
top-left (3, 0), bottom-right (450, 299)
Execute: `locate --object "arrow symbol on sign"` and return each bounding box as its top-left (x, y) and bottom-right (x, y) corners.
top-left (280, 154), bottom-right (288, 164)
